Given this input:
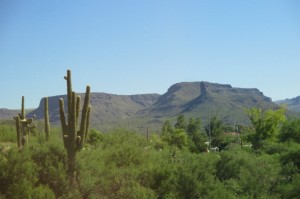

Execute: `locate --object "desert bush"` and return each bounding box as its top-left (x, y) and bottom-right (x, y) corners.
top-left (0, 148), bottom-right (57, 198)
top-left (279, 119), bottom-right (300, 143)
top-left (77, 129), bottom-right (156, 198)
top-left (31, 143), bottom-right (68, 198)
top-left (87, 129), bottom-right (103, 148)
top-left (216, 150), bottom-right (281, 198)
top-left (277, 173), bottom-right (300, 199)
top-left (280, 143), bottom-right (300, 170)
top-left (0, 124), bottom-right (16, 142)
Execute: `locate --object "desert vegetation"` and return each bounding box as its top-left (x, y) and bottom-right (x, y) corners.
top-left (0, 70), bottom-right (300, 198)
top-left (1, 114), bottom-right (300, 198)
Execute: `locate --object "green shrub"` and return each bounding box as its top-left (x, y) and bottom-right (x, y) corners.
top-left (279, 119), bottom-right (300, 143)
top-left (0, 124), bottom-right (16, 142)
top-left (0, 148), bottom-right (37, 198)
top-left (87, 129), bottom-right (103, 148)
top-left (31, 143), bottom-right (68, 198)
top-left (77, 129), bottom-right (156, 198)
top-left (280, 143), bottom-right (300, 170)
top-left (216, 150), bottom-right (281, 197)
top-left (277, 173), bottom-right (300, 199)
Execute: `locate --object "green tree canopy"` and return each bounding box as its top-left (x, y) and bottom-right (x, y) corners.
top-left (204, 116), bottom-right (226, 147)
top-left (204, 116), bottom-right (224, 138)
top-left (246, 107), bottom-right (286, 148)
top-left (279, 119), bottom-right (300, 143)
top-left (162, 120), bottom-right (173, 135)
top-left (187, 118), bottom-right (207, 152)
top-left (175, 114), bottom-right (186, 130)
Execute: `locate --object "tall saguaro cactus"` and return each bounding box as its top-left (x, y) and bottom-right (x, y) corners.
top-left (59, 69), bottom-right (91, 186)
top-left (44, 97), bottom-right (50, 141)
top-left (14, 96), bottom-right (36, 148)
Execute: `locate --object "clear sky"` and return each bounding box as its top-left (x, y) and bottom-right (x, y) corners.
top-left (1, 0), bottom-right (299, 109)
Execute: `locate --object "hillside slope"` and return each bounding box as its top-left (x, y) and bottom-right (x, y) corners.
top-left (0, 109), bottom-right (19, 120)
top-left (276, 96), bottom-right (300, 113)
top-left (29, 93), bottom-right (160, 128)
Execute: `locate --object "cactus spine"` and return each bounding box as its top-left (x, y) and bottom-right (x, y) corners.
top-left (14, 96), bottom-right (35, 148)
top-left (59, 70), bottom-right (91, 186)
top-left (44, 97), bottom-right (50, 141)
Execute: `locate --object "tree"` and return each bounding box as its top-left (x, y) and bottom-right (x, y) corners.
top-left (161, 119), bottom-right (188, 149)
top-left (246, 107), bottom-right (286, 149)
top-left (205, 116), bottom-right (224, 137)
top-left (204, 116), bottom-right (225, 147)
top-left (175, 114), bottom-right (186, 130)
top-left (170, 129), bottom-right (189, 149)
top-left (187, 117), bottom-right (200, 136)
top-left (162, 120), bottom-right (173, 135)
top-left (161, 120), bottom-right (173, 144)
top-left (279, 119), bottom-right (300, 143)
top-left (187, 118), bottom-right (207, 152)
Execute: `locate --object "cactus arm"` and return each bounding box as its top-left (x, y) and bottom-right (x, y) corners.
top-left (65, 70), bottom-right (73, 125)
top-left (84, 105), bottom-right (91, 144)
top-left (44, 97), bottom-right (50, 141)
top-left (25, 123), bottom-right (36, 129)
top-left (78, 85), bottom-right (90, 149)
top-left (76, 95), bottom-right (81, 126)
top-left (59, 98), bottom-right (68, 148)
top-left (59, 98), bottom-right (67, 133)
top-left (21, 96), bottom-right (25, 120)
top-left (69, 92), bottom-right (77, 151)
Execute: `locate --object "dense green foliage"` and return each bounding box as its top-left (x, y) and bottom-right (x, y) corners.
top-left (26, 81), bottom-right (292, 132)
top-left (0, 124), bottom-right (16, 142)
top-left (1, 107), bottom-right (300, 198)
top-left (204, 116), bottom-right (227, 149)
top-left (247, 107), bottom-right (286, 149)
top-left (279, 119), bottom-right (300, 143)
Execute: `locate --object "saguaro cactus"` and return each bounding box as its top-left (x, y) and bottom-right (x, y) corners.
top-left (44, 97), bottom-right (50, 141)
top-left (14, 96), bottom-right (36, 148)
top-left (59, 69), bottom-right (91, 186)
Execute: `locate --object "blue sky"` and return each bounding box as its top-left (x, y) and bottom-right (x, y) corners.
top-left (1, 0), bottom-right (299, 109)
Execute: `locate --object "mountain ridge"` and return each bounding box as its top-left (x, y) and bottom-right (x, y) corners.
top-left (138, 82), bottom-right (277, 124)
top-left (2, 81), bottom-right (294, 132)
top-left (276, 96), bottom-right (300, 113)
